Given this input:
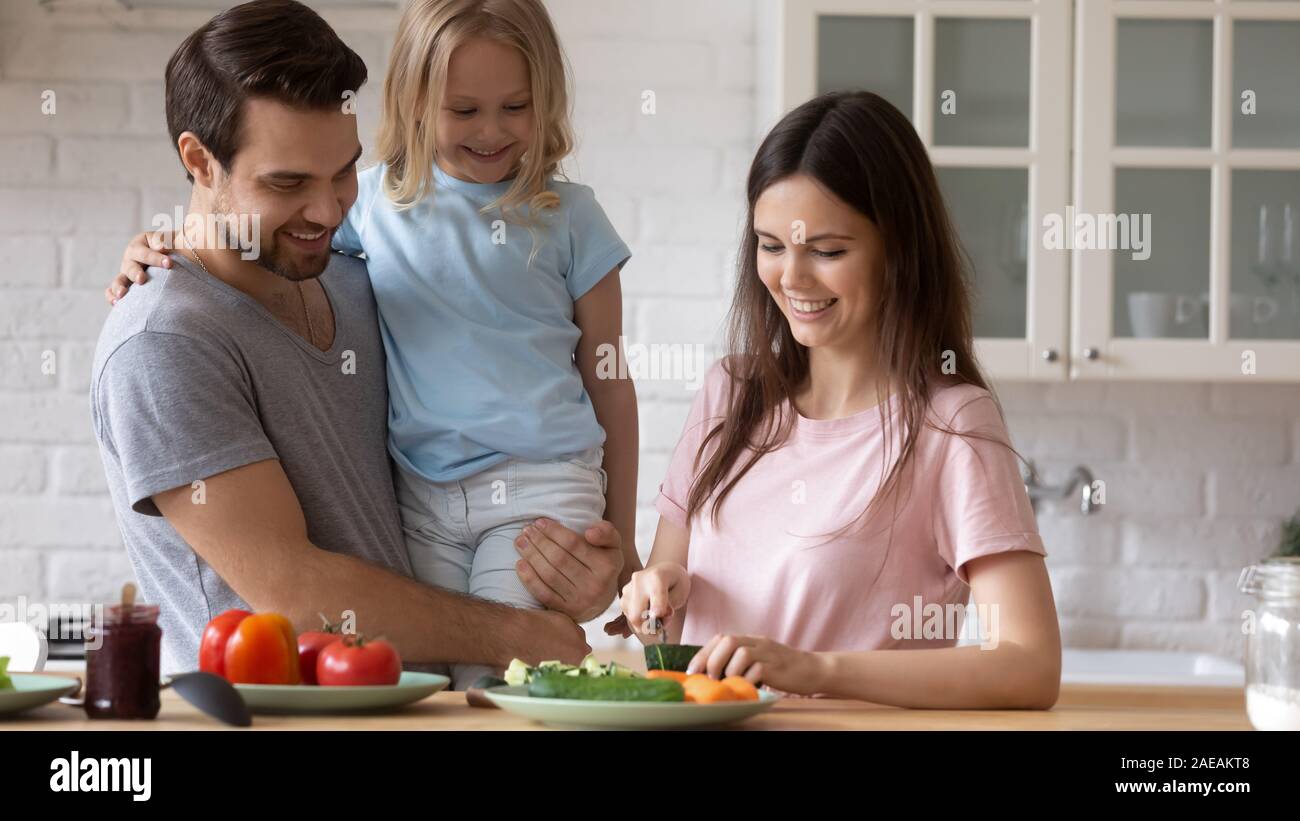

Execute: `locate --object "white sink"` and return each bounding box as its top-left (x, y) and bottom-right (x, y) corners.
top-left (1061, 648), bottom-right (1244, 687)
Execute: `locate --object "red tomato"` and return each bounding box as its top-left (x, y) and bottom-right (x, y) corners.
top-left (223, 612), bottom-right (300, 685)
top-left (198, 609), bottom-right (251, 678)
top-left (317, 636), bottom-right (402, 686)
top-left (297, 632), bottom-right (342, 686)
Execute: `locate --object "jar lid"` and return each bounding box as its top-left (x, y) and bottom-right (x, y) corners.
top-left (101, 603), bottom-right (160, 625)
top-left (1239, 557), bottom-right (1300, 597)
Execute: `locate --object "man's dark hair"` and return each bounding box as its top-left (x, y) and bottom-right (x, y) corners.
top-left (165, 0), bottom-right (368, 183)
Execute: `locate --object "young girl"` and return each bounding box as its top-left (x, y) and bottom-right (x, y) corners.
top-left (615, 91), bottom-right (1061, 709)
top-left (110, 0), bottom-right (639, 690)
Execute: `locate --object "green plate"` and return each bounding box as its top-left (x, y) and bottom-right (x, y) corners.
top-left (234, 671), bottom-right (448, 714)
top-left (484, 685), bottom-right (781, 729)
top-left (0, 674), bottom-right (80, 717)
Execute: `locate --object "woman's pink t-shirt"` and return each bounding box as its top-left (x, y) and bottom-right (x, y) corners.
top-left (654, 360), bottom-right (1046, 652)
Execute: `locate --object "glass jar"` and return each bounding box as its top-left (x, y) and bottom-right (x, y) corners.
top-left (1238, 557), bottom-right (1300, 731)
top-left (84, 603), bottom-right (162, 720)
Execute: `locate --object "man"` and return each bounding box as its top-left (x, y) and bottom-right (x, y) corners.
top-left (90, 0), bottom-right (622, 676)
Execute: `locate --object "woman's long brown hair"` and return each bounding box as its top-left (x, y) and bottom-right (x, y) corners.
top-left (685, 91), bottom-right (1020, 543)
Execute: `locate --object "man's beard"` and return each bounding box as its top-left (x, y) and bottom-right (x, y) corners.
top-left (213, 187), bottom-right (331, 282)
top-left (252, 237), bottom-right (330, 283)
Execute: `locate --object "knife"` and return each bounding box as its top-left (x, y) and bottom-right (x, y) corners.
top-left (643, 611), bottom-right (667, 645)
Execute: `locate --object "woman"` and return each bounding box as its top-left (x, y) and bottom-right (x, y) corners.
top-left (615, 91), bottom-right (1061, 709)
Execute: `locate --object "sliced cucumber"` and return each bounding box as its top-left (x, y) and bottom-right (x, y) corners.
top-left (645, 644), bottom-right (702, 673)
top-left (504, 658), bottom-right (533, 686)
top-left (528, 673), bottom-right (684, 702)
top-left (504, 655), bottom-right (646, 686)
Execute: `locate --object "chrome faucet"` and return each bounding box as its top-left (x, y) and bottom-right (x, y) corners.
top-left (1022, 460), bottom-right (1100, 515)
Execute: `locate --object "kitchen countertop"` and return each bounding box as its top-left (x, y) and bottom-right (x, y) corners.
top-left (6, 672), bottom-right (1252, 731)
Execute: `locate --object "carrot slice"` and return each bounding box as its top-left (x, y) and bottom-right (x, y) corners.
top-left (683, 676), bottom-right (738, 703)
top-left (646, 670), bottom-right (688, 683)
top-left (721, 676), bottom-right (760, 701)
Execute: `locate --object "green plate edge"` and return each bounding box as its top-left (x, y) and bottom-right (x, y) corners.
top-left (0, 673), bottom-right (81, 717)
top-left (233, 670), bottom-right (449, 714)
top-left (483, 684), bottom-right (781, 729)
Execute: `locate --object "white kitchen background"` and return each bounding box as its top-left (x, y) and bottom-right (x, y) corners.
top-left (1, 0), bottom-right (1297, 661)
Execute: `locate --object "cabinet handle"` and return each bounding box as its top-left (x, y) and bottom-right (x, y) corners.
top-left (1041, 348), bottom-right (1059, 362)
top-left (1082, 347), bottom-right (1100, 360)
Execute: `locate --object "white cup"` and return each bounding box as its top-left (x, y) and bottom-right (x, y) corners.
top-left (1128, 292), bottom-right (1198, 337)
top-left (1198, 290), bottom-right (1281, 330)
top-left (1232, 293), bottom-right (1280, 326)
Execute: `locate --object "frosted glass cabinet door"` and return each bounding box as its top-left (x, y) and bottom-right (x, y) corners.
top-left (816, 15), bottom-right (913, 121)
top-left (1112, 169), bottom-right (1211, 339)
top-left (936, 168), bottom-right (1029, 339)
top-left (933, 18), bottom-right (1031, 147)
top-left (1115, 19), bottom-right (1213, 147)
top-left (1232, 21), bottom-right (1300, 149)
top-left (792, 1), bottom-right (1070, 379)
top-left (1231, 170), bottom-right (1300, 340)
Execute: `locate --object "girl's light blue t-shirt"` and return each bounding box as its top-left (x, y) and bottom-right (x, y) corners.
top-left (333, 163), bottom-right (631, 483)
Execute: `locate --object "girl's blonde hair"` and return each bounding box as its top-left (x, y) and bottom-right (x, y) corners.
top-left (376, 0), bottom-right (573, 224)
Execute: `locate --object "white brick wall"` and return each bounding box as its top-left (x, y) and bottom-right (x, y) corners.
top-left (1007, 381), bottom-right (1300, 658)
top-left (1, 0), bottom-right (1294, 663)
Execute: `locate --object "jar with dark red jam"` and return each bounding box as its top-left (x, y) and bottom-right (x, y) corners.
top-left (84, 603), bottom-right (162, 719)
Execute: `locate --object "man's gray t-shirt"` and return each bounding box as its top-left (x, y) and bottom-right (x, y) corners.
top-left (90, 252), bottom-right (414, 674)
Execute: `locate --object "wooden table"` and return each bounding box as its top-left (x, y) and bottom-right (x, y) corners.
top-left (6, 673), bottom-right (1251, 730)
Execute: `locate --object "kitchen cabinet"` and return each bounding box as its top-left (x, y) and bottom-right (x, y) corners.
top-left (767, 0), bottom-right (1300, 382)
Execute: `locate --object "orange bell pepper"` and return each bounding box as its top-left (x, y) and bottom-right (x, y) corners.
top-left (203, 610), bottom-right (300, 685)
